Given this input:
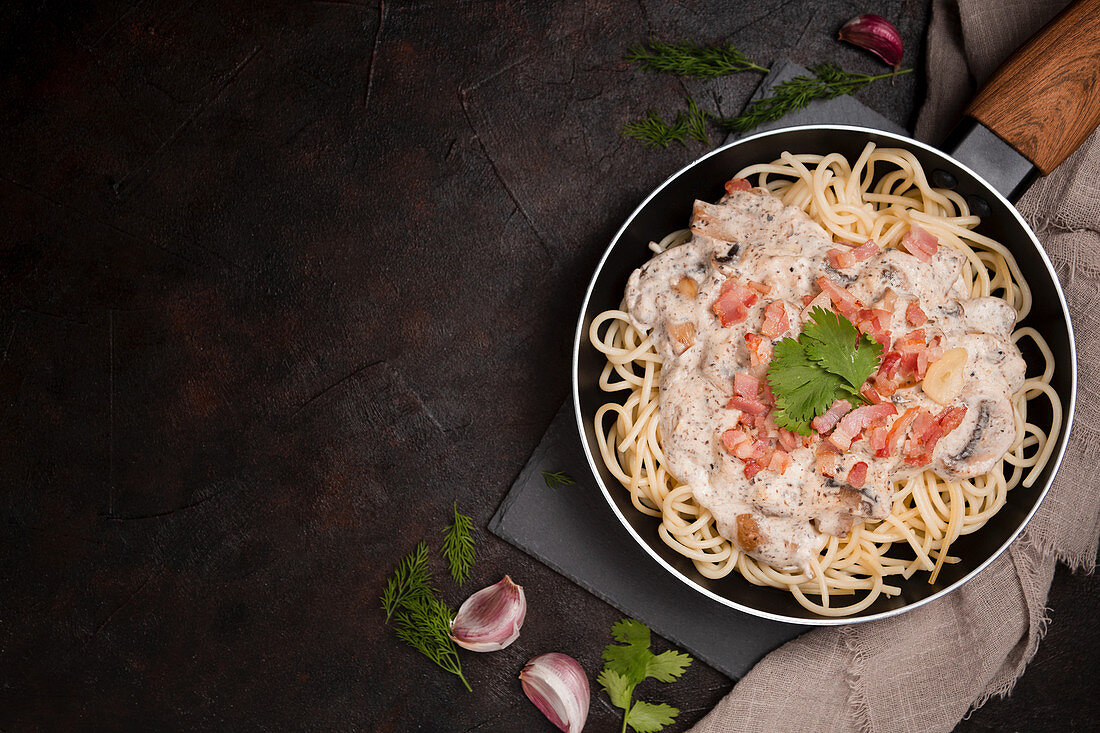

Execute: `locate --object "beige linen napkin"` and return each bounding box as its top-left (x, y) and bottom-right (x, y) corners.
top-left (692, 2), bottom-right (1099, 730)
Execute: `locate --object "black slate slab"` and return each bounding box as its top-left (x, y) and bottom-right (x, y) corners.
top-left (490, 61), bottom-right (907, 679)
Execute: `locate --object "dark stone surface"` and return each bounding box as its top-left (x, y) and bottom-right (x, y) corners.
top-left (0, 1), bottom-right (1094, 730)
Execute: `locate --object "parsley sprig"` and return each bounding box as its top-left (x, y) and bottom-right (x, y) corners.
top-left (767, 307), bottom-right (883, 435)
top-left (441, 502), bottom-right (475, 585)
top-left (597, 619), bottom-right (693, 733)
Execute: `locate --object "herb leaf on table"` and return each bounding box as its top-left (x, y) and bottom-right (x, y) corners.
top-left (441, 501), bottom-right (476, 585)
top-left (541, 470), bottom-right (576, 489)
top-left (380, 541), bottom-right (435, 621)
top-left (626, 39), bottom-right (769, 78)
top-left (597, 618), bottom-right (693, 733)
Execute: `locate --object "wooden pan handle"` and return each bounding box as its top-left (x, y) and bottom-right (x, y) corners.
top-left (966, 0), bottom-right (1100, 175)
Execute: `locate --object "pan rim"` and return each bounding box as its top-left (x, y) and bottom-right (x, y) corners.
top-left (571, 123), bottom-right (1078, 626)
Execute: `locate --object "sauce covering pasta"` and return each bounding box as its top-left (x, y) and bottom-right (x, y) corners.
top-left (624, 180), bottom-right (1025, 574)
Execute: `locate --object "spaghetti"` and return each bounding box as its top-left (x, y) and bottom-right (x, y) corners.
top-left (589, 144), bottom-right (1062, 616)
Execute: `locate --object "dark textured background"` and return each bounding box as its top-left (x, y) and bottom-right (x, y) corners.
top-left (1, 1), bottom-right (1096, 730)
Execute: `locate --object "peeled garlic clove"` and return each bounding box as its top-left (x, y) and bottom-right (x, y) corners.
top-left (839, 14), bottom-right (903, 69)
top-left (519, 653), bottom-right (590, 733)
top-left (449, 575), bottom-right (526, 652)
top-left (923, 347), bottom-right (968, 405)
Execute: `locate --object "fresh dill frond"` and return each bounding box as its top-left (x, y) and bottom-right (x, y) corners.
top-left (541, 470), bottom-right (576, 489)
top-left (621, 98), bottom-right (712, 149)
top-left (392, 594), bottom-right (472, 691)
top-left (441, 501), bottom-right (476, 585)
top-left (625, 40), bottom-right (769, 78)
top-left (380, 541), bottom-right (435, 622)
top-left (718, 63), bottom-right (914, 133)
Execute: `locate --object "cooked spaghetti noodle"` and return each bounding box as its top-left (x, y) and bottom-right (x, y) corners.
top-left (589, 144), bottom-right (1062, 616)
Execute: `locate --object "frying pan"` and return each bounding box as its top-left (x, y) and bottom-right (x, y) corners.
top-left (573, 0), bottom-right (1097, 624)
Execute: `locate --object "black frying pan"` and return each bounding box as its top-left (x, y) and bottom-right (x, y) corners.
top-left (572, 0), bottom-right (1097, 624)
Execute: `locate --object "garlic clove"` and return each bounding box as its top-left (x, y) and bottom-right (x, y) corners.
top-left (838, 14), bottom-right (904, 69)
top-left (449, 575), bottom-right (526, 652)
top-left (519, 653), bottom-right (590, 733)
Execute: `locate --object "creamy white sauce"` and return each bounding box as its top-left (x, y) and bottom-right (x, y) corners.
top-left (625, 188), bottom-right (1024, 573)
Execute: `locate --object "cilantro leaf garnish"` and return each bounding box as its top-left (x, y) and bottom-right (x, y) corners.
top-left (598, 618), bottom-right (692, 733)
top-left (766, 307), bottom-right (883, 434)
top-left (802, 307), bottom-right (884, 391)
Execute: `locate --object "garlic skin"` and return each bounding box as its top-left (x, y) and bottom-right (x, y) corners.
top-left (449, 575), bottom-right (526, 652)
top-left (839, 14), bottom-right (904, 68)
top-left (519, 653), bottom-right (590, 732)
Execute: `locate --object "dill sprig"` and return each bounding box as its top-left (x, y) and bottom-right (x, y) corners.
top-left (381, 542), bottom-right (470, 690)
top-left (718, 63), bottom-right (914, 132)
top-left (621, 98), bottom-right (710, 149)
top-left (625, 40), bottom-right (769, 78)
top-left (540, 470), bottom-right (576, 489)
top-left (620, 63), bottom-right (913, 147)
top-left (441, 501), bottom-right (476, 585)
top-left (380, 541), bottom-right (435, 622)
top-left (392, 594), bottom-right (471, 691)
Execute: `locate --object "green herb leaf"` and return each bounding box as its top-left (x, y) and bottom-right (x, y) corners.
top-left (625, 701), bottom-right (680, 733)
top-left (767, 337), bottom-right (851, 435)
top-left (380, 541), bottom-right (435, 621)
top-left (802, 307), bottom-right (884, 392)
top-left (610, 617), bottom-right (651, 647)
top-left (441, 501), bottom-right (476, 585)
top-left (602, 638), bottom-right (653, 687)
top-left (625, 40), bottom-right (769, 78)
top-left (766, 309), bottom-right (881, 434)
top-left (597, 668), bottom-right (634, 709)
top-left (600, 619), bottom-right (693, 733)
top-left (540, 470), bottom-right (576, 489)
top-left (717, 63), bottom-right (914, 133)
top-left (644, 650), bottom-right (693, 683)
top-left (391, 594), bottom-right (471, 691)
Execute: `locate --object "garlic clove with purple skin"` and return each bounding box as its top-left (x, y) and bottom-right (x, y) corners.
top-left (839, 14), bottom-right (904, 69)
top-left (449, 575), bottom-right (526, 652)
top-left (519, 653), bottom-right (590, 733)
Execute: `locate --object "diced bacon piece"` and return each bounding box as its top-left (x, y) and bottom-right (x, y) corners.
top-left (760, 301), bottom-right (789, 338)
top-left (726, 396), bottom-right (769, 415)
top-left (878, 407), bottom-right (921, 458)
top-left (749, 440), bottom-right (769, 460)
top-left (666, 321), bottom-right (696, 355)
top-left (817, 450), bottom-right (840, 477)
top-left (830, 403), bottom-right (898, 451)
top-left (811, 399), bottom-right (853, 434)
top-left (674, 276), bottom-right (699, 299)
top-left (724, 177), bottom-right (752, 193)
top-left (733, 373), bottom-right (759, 399)
top-left (866, 425), bottom-right (890, 453)
top-left (802, 294), bottom-right (815, 306)
top-left (713, 294), bottom-right (748, 327)
top-left (847, 462), bottom-right (868, 488)
top-left (760, 411), bottom-right (779, 435)
top-left (744, 460), bottom-right (764, 479)
top-left (900, 224), bottom-right (939, 263)
top-left (906, 301), bottom-right (928, 326)
top-left (937, 406), bottom-right (968, 436)
top-left (909, 408), bottom-right (936, 438)
top-left (721, 429), bottom-right (749, 454)
top-left (758, 443), bottom-right (775, 468)
top-left (879, 352), bottom-right (902, 378)
top-left (916, 350), bottom-right (930, 379)
top-left (778, 428), bottom-right (799, 452)
top-left (860, 384), bottom-right (883, 404)
top-left (879, 289), bottom-right (898, 312)
top-left (816, 276), bottom-right (861, 319)
top-left (745, 333), bottom-right (773, 368)
top-left (746, 280), bottom-right (772, 295)
top-left (768, 450), bottom-right (791, 474)
top-left (828, 248), bottom-right (856, 269)
top-left (759, 381), bottom-right (775, 406)
top-left (713, 278), bottom-right (758, 327)
top-left (851, 240), bottom-right (879, 261)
